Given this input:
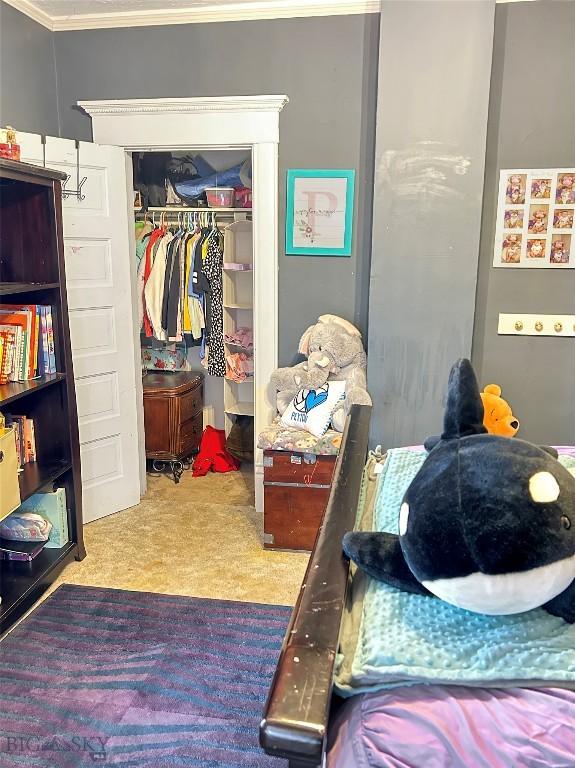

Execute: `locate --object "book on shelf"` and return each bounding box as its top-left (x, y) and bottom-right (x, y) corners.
top-left (16, 487), bottom-right (68, 549)
top-left (3, 414), bottom-right (37, 468)
top-left (0, 328), bottom-right (17, 384)
top-left (0, 537), bottom-right (47, 561)
top-left (0, 304), bottom-right (56, 381)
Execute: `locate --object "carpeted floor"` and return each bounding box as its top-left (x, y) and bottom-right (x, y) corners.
top-left (0, 584), bottom-right (290, 767)
top-left (52, 467), bottom-right (309, 606)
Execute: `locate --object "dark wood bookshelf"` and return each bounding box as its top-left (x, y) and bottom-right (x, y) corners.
top-left (19, 459), bottom-right (73, 503)
top-left (0, 159), bottom-right (85, 633)
top-left (0, 282), bottom-right (60, 296)
top-left (0, 373), bottom-right (66, 407)
top-left (0, 543), bottom-right (78, 630)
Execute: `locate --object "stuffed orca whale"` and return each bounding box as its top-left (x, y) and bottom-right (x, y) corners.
top-left (343, 359), bottom-right (575, 622)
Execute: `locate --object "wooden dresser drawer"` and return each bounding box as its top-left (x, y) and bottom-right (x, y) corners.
top-left (263, 450), bottom-right (336, 486)
top-left (179, 413), bottom-right (203, 455)
top-left (180, 384), bottom-right (203, 424)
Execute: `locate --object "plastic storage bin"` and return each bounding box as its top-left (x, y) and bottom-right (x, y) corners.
top-left (205, 187), bottom-right (235, 208)
top-left (0, 427), bottom-right (21, 522)
top-left (235, 187), bottom-right (252, 209)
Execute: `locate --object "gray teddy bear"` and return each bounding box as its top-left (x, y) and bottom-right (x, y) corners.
top-left (270, 314), bottom-right (372, 432)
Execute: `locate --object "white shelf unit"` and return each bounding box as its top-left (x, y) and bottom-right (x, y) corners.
top-left (223, 220), bottom-right (254, 437)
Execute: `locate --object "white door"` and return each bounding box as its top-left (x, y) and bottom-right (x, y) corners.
top-left (18, 133), bottom-right (143, 523)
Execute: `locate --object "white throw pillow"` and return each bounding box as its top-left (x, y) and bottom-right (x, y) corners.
top-left (281, 381), bottom-right (346, 438)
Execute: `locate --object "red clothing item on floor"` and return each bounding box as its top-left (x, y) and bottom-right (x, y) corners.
top-left (192, 425), bottom-right (240, 477)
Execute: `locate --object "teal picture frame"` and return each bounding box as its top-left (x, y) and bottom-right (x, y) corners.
top-left (286, 169), bottom-right (355, 256)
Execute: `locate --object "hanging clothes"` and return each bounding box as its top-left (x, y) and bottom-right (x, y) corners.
top-left (135, 213), bottom-right (232, 379)
top-left (145, 231), bottom-right (174, 341)
top-left (203, 232), bottom-right (226, 377)
top-left (140, 227), bottom-right (164, 335)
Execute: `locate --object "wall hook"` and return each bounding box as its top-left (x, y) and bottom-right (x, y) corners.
top-left (62, 140), bottom-right (87, 201)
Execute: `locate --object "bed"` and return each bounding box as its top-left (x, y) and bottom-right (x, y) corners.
top-left (259, 406), bottom-right (575, 767)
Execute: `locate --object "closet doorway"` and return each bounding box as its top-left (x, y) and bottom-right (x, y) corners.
top-left (134, 147), bottom-right (255, 464)
top-left (79, 96), bottom-right (288, 516)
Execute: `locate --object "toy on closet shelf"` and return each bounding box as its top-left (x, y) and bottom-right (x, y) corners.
top-left (344, 358), bottom-right (575, 623)
top-left (480, 383), bottom-right (519, 437)
top-left (269, 314), bottom-right (372, 433)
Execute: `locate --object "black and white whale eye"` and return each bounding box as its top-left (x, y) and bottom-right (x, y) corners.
top-left (561, 516), bottom-right (571, 530)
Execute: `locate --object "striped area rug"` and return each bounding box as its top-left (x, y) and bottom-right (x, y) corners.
top-left (0, 584), bottom-right (291, 767)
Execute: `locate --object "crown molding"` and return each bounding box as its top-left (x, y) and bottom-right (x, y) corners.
top-left (79, 95), bottom-right (289, 117)
top-left (1, 0), bottom-right (54, 29)
top-left (3, 0), bottom-right (380, 31)
top-left (1, 0), bottom-right (536, 33)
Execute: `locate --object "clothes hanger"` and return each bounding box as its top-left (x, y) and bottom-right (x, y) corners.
top-left (206, 211), bottom-right (219, 243)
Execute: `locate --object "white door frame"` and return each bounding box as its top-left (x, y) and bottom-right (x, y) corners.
top-left (78, 95), bottom-right (288, 514)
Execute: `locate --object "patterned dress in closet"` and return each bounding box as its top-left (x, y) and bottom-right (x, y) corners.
top-left (203, 235), bottom-right (226, 377)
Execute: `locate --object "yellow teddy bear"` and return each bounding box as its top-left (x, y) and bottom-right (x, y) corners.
top-left (480, 384), bottom-right (519, 437)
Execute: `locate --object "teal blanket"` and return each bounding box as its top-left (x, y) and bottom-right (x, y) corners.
top-left (335, 447), bottom-right (575, 696)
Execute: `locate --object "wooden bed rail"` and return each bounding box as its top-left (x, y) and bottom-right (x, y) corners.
top-left (260, 404), bottom-right (372, 767)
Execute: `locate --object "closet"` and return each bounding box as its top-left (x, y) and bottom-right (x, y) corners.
top-left (134, 150), bottom-right (255, 493)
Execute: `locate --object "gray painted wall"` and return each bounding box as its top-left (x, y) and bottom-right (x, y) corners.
top-left (368, 1), bottom-right (495, 448)
top-left (0, 3), bottom-right (59, 135)
top-left (2, 2), bottom-right (570, 444)
top-left (52, 15), bottom-right (379, 364)
top-left (473, 1), bottom-right (575, 446)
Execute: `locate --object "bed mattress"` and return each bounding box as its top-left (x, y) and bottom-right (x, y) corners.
top-left (327, 684), bottom-right (575, 768)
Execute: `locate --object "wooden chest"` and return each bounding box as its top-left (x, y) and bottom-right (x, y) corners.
top-left (263, 449), bottom-right (337, 551)
top-left (142, 372), bottom-right (203, 461)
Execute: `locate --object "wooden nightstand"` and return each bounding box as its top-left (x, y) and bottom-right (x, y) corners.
top-left (142, 372), bottom-right (203, 482)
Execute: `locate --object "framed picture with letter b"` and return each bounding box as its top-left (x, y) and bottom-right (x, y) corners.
top-left (286, 169), bottom-right (355, 256)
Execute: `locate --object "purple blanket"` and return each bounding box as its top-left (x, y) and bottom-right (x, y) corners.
top-left (327, 685), bottom-right (575, 767)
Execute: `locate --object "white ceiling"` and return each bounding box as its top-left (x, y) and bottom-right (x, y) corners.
top-left (1, 0), bottom-right (538, 31)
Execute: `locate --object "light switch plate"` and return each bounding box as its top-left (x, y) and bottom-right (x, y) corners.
top-left (498, 314), bottom-right (575, 337)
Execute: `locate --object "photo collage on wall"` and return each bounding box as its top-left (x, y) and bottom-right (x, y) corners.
top-left (493, 168), bottom-right (575, 268)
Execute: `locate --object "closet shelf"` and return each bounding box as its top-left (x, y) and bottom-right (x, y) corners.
top-left (224, 342), bottom-right (254, 352)
top-left (226, 378), bottom-right (254, 387)
top-left (225, 375), bottom-right (254, 384)
top-left (224, 302), bottom-right (252, 310)
top-left (0, 374), bottom-right (66, 407)
top-left (225, 403), bottom-right (254, 417)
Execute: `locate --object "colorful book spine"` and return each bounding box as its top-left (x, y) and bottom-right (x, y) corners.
top-left (33, 310), bottom-right (40, 377)
top-left (0, 324), bottom-right (22, 381)
top-left (46, 307), bottom-right (56, 373)
top-left (24, 418), bottom-right (36, 463)
top-left (4, 414), bottom-right (37, 467)
top-left (0, 304), bottom-right (55, 379)
top-left (0, 332), bottom-right (12, 385)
